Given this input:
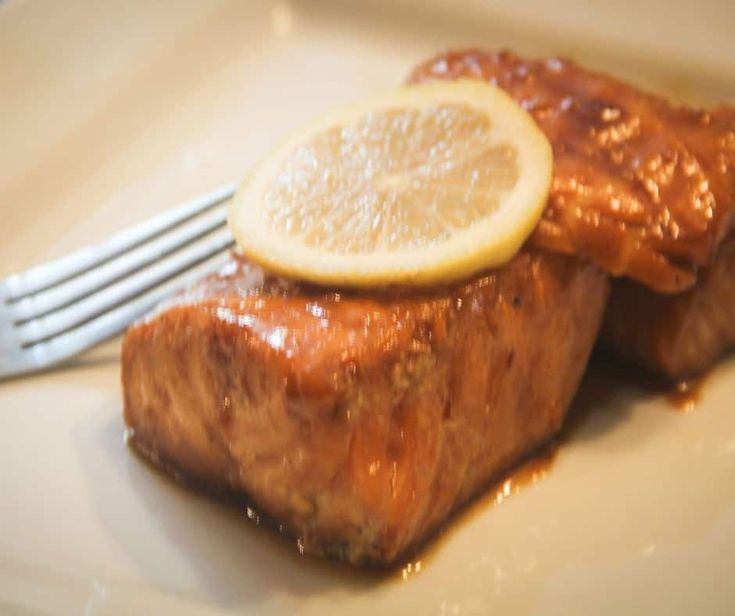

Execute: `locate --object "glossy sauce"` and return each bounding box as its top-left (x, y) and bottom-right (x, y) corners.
top-left (398, 445), bottom-right (558, 580)
top-left (665, 377), bottom-right (705, 412)
top-left (481, 446), bottom-right (558, 508)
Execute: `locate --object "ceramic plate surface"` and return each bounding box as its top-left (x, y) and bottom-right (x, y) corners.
top-left (1, 1), bottom-right (734, 614)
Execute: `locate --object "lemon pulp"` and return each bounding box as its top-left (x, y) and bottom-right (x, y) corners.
top-left (229, 79), bottom-right (552, 286)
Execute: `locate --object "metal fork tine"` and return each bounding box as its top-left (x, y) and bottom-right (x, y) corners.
top-left (18, 252), bottom-right (233, 377)
top-left (18, 227), bottom-right (235, 347)
top-left (3, 183), bottom-right (237, 302)
top-left (8, 205), bottom-right (229, 323)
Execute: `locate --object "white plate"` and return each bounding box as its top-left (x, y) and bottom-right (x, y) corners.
top-left (1, 1), bottom-right (734, 614)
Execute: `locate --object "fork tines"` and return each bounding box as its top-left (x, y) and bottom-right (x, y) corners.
top-left (0, 183), bottom-right (238, 379)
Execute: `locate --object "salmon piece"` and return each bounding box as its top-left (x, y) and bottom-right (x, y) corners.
top-left (409, 50), bottom-right (735, 294)
top-left (410, 49), bottom-right (735, 377)
top-left (602, 235), bottom-right (735, 379)
top-left (122, 251), bottom-right (608, 565)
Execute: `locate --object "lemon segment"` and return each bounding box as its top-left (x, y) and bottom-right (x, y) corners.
top-left (228, 79), bottom-right (552, 286)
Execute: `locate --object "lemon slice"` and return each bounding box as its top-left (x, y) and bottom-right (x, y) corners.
top-left (228, 79), bottom-right (552, 287)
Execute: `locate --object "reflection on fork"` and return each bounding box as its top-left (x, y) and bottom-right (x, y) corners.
top-left (0, 184), bottom-right (238, 380)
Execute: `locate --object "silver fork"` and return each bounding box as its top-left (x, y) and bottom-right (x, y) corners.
top-left (0, 183), bottom-right (238, 380)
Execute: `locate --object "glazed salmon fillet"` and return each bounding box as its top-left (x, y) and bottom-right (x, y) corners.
top-left (410, 50), bottom-right (735, 378)
top-left (123, 251), bottom-right (607, 565)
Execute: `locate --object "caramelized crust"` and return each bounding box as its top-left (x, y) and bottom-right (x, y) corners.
top-left (409, 50), bottom-right (735, 293)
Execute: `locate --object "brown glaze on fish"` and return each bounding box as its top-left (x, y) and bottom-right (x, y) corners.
top-left (122, 251), bottom-right (608, 565)
top-left (408, 50), bottom-right (735, 294)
